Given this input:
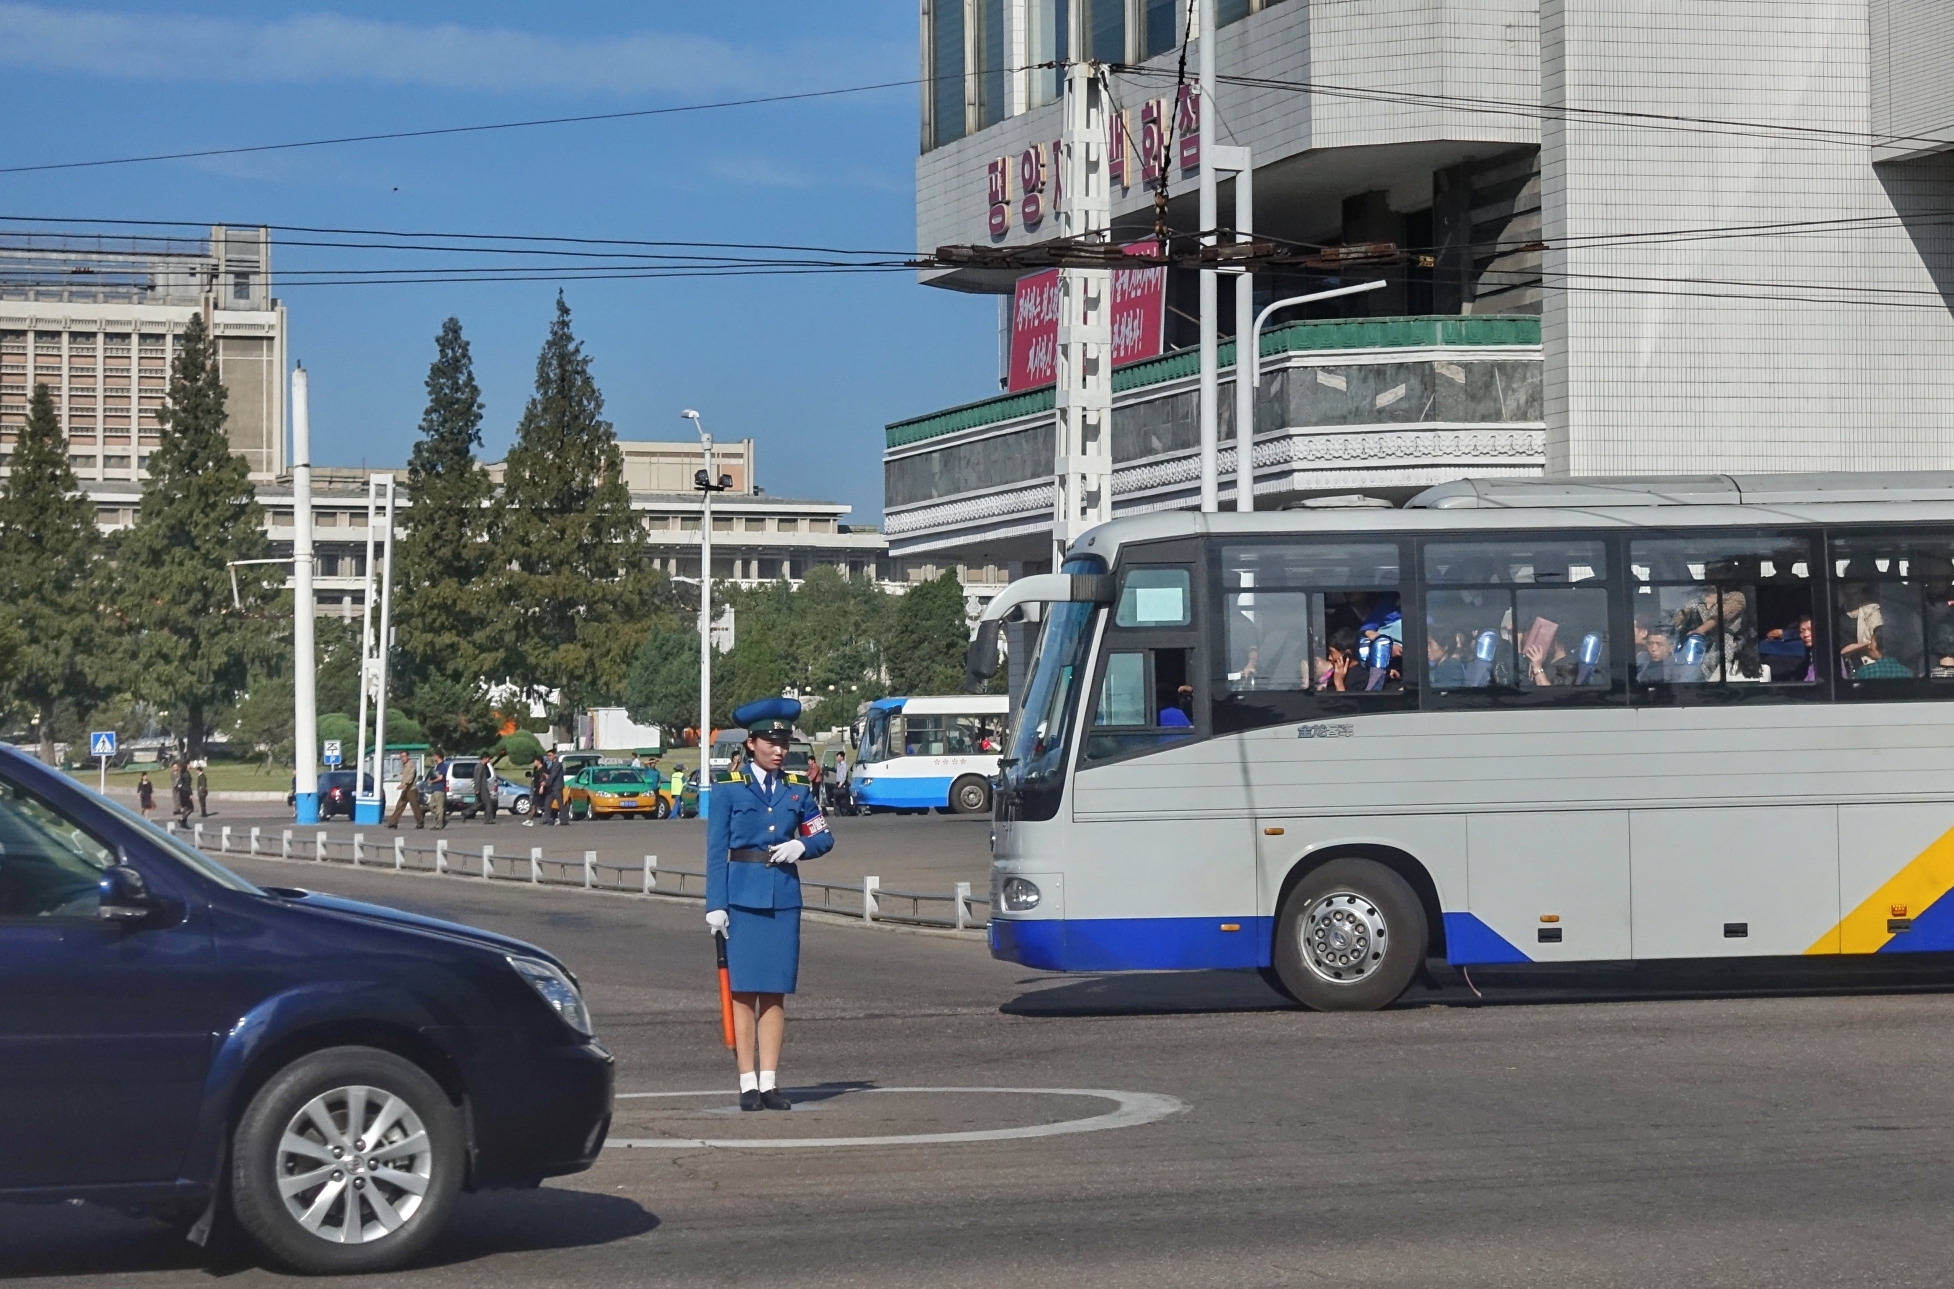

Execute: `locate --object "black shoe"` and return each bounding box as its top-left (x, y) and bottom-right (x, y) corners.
top-left (760, 1088), bottom-right (793, 1112)
top-left (739, 1089), bottom-right (764, 1112)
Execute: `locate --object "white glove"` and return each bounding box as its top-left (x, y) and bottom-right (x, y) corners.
top-left (769, 838), bottom-right (806, 865)
top-left (705, 909), bottom-right (729, 936)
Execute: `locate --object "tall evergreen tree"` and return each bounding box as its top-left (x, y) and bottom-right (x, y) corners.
top-left (495, 294), bottom-right (655, 723)
top-left (394, 318), bottom-right (499, 751)
top-left (116, 314), bottom-right (274, 757)
top-left (885, 570), bottom-right (971, 696)
top-left (0, 383), bottom-right (103, 762)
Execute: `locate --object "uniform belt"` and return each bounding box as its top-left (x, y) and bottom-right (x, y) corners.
top-left (728, 848), bottom-right (774, 864)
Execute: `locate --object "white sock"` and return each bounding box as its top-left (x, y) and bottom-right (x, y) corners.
top-left (739, 1072), bottom-right (758, 1093)
top-left (758, 1070), bottom-right (777, 1092)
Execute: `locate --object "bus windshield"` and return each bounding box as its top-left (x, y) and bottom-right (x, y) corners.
top-left (1002, 557), bottom-right (1106, 821)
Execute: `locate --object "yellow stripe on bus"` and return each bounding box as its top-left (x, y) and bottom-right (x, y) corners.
top-left (1810, 824), bottom-right (1954, 956)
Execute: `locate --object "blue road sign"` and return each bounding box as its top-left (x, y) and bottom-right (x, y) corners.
top-left (322, 739), bottom-right (343, 767)
top-left (89, 731), bottom-right (117, 758)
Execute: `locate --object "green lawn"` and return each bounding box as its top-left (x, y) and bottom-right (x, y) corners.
top-left (72, 761), bottom-right (294, 793)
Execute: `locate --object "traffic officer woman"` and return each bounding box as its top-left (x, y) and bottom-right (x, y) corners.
top-left (705, 697), bottom-right (834, 1111)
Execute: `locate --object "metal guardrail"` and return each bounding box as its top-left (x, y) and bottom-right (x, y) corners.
top-left (171, 821), bottom-right (990, 932)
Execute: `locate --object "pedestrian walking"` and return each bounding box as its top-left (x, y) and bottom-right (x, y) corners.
top-left (137, 771), bottom-right (155, 819)
top-left (425, 762), bottom-right (448, 830)
top-left (473, 755), bottom-right (497, 824)
top-left (704, 697), bottom-right (833, 1112)
top-left (523, 757), bottom-right (546, 828)
top-left (545, 749), bottom-right (569, 827)
top-left (195, 763), bottom-right (209, 818)
top-left (385, 752), bottom-right (426, 829)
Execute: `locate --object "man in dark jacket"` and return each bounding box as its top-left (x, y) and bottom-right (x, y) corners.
top-left (473, 755), bottom-right (497, 824)
top-left (546, 750), bottom-right (569, 826)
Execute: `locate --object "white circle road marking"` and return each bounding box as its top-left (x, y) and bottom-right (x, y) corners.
top-left (604, 1086), bottom-right (1187, 1149)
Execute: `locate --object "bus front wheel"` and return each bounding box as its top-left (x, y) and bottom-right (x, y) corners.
top-left (1272, 858), bottom-right (1427, 1011)
top-left (949, 775), bottom-right (991, 815)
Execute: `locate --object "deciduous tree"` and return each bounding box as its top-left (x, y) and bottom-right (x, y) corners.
top-left (884, 570), bottom-right (970, 696)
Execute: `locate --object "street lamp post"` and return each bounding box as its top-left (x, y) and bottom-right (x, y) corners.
top-left (291, 363), bottom-right (318, 825)
top-left (1241, 280), bottom-right (1389, 503)
top-left (682, 410), bottom-right (733, 820)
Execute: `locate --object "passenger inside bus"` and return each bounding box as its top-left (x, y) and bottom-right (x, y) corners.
top-left (1229, 590), bottom-right (1403, 694)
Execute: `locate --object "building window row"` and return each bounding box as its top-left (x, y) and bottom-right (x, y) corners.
top-left (924, 0), bottom-right (1281, 150)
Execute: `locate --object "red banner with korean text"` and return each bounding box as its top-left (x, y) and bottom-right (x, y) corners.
top-left (1008, 246), bottom-right (1168, 392)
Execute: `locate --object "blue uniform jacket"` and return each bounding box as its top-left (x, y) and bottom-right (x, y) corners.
top-left (706, 772), bottom-right (834, 912)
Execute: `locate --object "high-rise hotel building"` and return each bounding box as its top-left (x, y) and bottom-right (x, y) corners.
top-left (0, 226), bottom-right (286, 483)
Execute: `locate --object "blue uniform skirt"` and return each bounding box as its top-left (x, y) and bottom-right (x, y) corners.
top-left (726, 904), bottom-right (800, 994)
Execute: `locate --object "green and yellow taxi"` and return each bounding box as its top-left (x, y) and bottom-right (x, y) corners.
top-left (565, 763), bottom-right (672, 820)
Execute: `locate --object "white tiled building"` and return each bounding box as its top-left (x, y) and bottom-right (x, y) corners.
top-left (894, 0), bottom-right (1954, 572)
top-left (0, 227), bottom-right (286, 483)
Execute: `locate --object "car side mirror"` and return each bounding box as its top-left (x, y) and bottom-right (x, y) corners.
top-left (99, 863), bottom-right (154, 922)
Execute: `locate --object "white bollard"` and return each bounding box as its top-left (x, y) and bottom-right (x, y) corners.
top-left (529, 847), bottom-right (542, 885)
top-left (393, 836), bottom-right (404, 870)
top-left (220, 825), bottom-right (232, 853)
top-left (436, 839), bottom-right (448, 874)
top-left (250, 826), bottom-right (262, 856)
top-left (193, 823), bottom-right (204, 850)
top-left (352, 833), bottom-right (364, 866)
top-left (584, 851), bottom-right (595, 889)
top-left (482, 844), bottom-right (493, 880)
top-left (864, 875), bottom-right (880, 923)
top-left (281, 828), bottom-right (292, 859)
top-left (955, 881), bottom-right (972, 930)
top-left (643, 854), bottom-right (657, 894)
top-left (316, 830), bottom-right (327, 862)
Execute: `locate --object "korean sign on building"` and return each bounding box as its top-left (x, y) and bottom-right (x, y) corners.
top-left (984, 88), bottom-right (1200, 240)
top-left (1006, 247), bottom-right (1169, 392)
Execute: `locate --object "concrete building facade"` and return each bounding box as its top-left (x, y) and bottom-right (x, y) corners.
top-left (0, 226), bottom-right (287, 484)
top-left (893, 0), bottom-right (1954, 569)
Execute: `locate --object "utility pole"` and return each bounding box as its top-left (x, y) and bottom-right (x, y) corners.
top-left (1197, 0), bottom-right (1220, 514)
top-left (1052, 48), bottom-right (1114, 564)
top-left (352, 474), bottom-right (396, 825)
top-left (683, 409), bottom-right (731, 820)
top-left (291, 363), bottom-right (318, 824)
top-left (1208, 144), bottom-right (1255, 510)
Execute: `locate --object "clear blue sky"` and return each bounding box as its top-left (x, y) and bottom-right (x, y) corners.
top-left (0, 0), bottom-right (999, 521)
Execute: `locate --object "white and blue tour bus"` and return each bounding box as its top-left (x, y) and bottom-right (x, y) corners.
top-left (970, 473), bottom-right (1954, 1009)
top-left (852, 695), bottom-right (1010, 815)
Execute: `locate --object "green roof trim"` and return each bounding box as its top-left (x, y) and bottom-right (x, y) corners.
top-left (884, 313), bottom-right (1541, 450)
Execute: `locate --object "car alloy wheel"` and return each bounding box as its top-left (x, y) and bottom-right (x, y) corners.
top-left (275, 1085), bottom-right (433, 1243)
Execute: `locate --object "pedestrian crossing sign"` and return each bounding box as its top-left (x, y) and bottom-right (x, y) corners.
top-left (89, 731), bottom-right (117, 758)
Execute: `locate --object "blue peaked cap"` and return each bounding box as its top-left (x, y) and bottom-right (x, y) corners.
top-left (731, 696), bottom-right (801, 732)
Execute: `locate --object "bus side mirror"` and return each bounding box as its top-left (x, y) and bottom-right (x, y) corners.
top-left (965, 619), bottom-right (1003, 691)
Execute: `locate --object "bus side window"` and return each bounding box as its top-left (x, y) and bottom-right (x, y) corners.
top-left (1086, 647), bottom-right (1196, 760)
top-left (1629, 533), bottom-right (1817, 701)
top-left (1423, 537), bottom-right (1614, 703)
top-left (1831, 531), bottom-right (1954, 694)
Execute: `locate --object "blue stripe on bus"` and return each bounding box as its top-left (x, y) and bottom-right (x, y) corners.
top-left (1441, 912), bottom-right (1532, 965)
top-left (989, 916), bottom-right (1273, 971)
top-left (1877, 885), bottom-right (1954, 953)
top-left (854, 775), bottom-right (954, 809)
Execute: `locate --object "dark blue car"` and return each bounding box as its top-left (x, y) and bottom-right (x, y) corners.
top-left (0, 744), bottom-right (613, 1274)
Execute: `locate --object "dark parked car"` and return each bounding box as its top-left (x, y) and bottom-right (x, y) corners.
top-left (317, 769), bottom-right (372, 820)
top-left (0, 744), bottom-right (613, 1274)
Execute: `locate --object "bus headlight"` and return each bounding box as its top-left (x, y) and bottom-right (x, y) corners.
top-left (1001, 878), bottom-right (1041, 912)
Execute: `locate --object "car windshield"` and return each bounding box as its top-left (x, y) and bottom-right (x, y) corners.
top-left (590, 769), bottom-right (645, 786)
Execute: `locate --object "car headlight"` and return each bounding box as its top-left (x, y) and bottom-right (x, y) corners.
top-left (507, 955), bottom-right (594, 1036)
top-left (1000, 878), bottom-right (1041, 912)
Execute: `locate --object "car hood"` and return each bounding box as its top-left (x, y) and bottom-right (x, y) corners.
top-left (268, 888), bottom-right (567, 972)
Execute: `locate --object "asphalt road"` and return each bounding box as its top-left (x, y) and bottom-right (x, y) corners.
top-left (14, 845), bottom-right (1954, 1287)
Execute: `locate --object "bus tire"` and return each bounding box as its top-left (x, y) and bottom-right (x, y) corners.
top-left (1272, 858), bottom-right (1427, 1012)
top-left (949, 776), bottom-right (991, 815)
